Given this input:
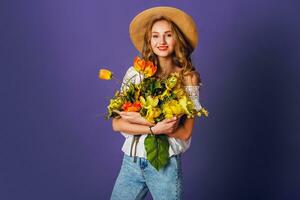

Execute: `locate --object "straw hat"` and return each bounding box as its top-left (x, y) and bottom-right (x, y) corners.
top-left (129, 6), bottom-right (199, 53)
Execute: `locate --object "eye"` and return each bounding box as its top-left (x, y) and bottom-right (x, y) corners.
top-left (152, 35), bottom-right (158, 38)
top-left (167, 34), bottom-right (172, 37)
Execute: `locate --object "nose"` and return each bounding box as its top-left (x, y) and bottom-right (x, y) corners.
top-left (159, 35), bottom-right (167, 44)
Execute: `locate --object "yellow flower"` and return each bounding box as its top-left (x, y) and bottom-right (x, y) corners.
top-left (140, 96), bottom-right (159, 109)
top-left (178, 96), bottom-right (194, 116)
top-left (145, 108), bottom-right (161, 123)
top-left (172, 88), bottom-right (185, 99)
top-left (166, 73), bottom-right (179, 89)
top-left (159, 89), bottom-right (170, 100)
top-left (200, 108), bottom-right (209, 117)
top-left (99, 69), bottom-right (113, 80)
top-left (162, 100), bottom-right (184, 119)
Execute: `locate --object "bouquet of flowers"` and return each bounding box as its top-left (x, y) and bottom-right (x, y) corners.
top-left (99, 56), bottom-right (208, 170)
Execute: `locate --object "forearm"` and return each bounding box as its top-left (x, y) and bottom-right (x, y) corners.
top-left (112, 118), bottom-right (151, 135)
top-left (167, 118), bottom-right (194, 141)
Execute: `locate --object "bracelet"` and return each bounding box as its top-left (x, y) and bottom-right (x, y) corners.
top-left (149, 126), bottom-right (155, 136)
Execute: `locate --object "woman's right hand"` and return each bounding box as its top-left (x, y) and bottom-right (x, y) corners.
top-left (113, 110), bottom-right (155, 126)
top-left (151, 116), bottom-right (181, 135)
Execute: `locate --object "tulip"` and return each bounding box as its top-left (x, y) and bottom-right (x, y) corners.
top-left (121, 101), bottom-right (142, 112)
top-left (143, 61), bottom-right (157, 77)
top-left (99, 69), bottom-right (113, 80)
top-left (133, 56), bottom-right (157, 77)
top-left (133, 56), bottom-right (146, 72)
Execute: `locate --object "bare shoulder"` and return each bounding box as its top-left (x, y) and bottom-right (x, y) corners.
top-left (182, 71), bottom-right (201, 86)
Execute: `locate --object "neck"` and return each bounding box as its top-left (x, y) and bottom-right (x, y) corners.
top-left (157, 56), bottom-right (174, 75)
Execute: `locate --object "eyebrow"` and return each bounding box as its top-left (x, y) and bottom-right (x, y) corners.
top-left (152, 31), bottom-right (172, 34)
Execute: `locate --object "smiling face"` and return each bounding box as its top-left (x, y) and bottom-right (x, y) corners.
top-left (150, 20), bottom-right (176, 58)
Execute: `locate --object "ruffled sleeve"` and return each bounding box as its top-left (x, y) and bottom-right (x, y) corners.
top-left (120, 66), bottom-right (143, 91)
top-left (184, 85), bottom-right (202, 111)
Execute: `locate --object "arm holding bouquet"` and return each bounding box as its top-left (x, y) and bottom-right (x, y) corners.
top-left (165, 71), bottom-right (200, 141)
top-left (112, 111), bottom-right (181, 135)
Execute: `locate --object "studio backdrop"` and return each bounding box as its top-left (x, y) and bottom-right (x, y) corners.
top-left (1, 0), bottom-right (299, 200)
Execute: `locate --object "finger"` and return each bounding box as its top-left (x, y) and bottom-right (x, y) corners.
top-left (113, 110), bottom-right (121, 114)
top-left (117, 111), bottom-right (128, 116)
top-left (170, 122), bottom-right (178, 127)
top-left (124, 112), bottom-right (140, 117)
top-left (174, 119), bottom-right (181, 125)
top-left (126, 111), bottom-right (139, 115)
top-left (120, 111), bottom-right (129, 115)
top-left (173, 119), bottom-right (180, 125)
top-left (119, 113), bottom-right (129, 118)
top-left (164, 116), bottom-right (177, 123)
top-left (127, 113), bottom-right (138, 117)
top-left (178, 114), bottom-right (184, 119)
top-left (121, 116), bottom-right (130, 120)
top-left (173, 122), bottom-right (180, 129)
top-left (147, 122), bottom-right (155, 126)
top-left (169, 118), bottom-right (177, 123)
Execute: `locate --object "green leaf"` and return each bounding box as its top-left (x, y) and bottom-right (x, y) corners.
top-left (144, 134), bottom-right (169, 171)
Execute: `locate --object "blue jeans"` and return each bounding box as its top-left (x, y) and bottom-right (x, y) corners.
top-left (111, 154), bottom-right (183, 200)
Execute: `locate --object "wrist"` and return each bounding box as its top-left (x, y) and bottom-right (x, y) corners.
top-left (149, 125), bottom-right (156, 135)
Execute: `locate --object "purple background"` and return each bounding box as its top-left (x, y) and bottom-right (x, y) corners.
top-left (1, 0), bottom-right (300, 199)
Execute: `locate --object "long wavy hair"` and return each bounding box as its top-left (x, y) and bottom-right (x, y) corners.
top-left (142, 15), bottom-right (200, 82)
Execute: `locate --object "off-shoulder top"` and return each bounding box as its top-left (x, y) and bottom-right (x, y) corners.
top-left (118, 66), bottom-right (202, 158)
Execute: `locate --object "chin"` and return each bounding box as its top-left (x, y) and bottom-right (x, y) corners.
top-left (154, 51), bottom-right (172, 58)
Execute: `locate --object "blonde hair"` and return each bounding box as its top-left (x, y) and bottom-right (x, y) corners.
top-left (141, 15), bottom-right (201, 83)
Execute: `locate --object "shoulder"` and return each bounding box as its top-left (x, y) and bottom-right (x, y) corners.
top-left (182, 70), bottom-right (200, 86)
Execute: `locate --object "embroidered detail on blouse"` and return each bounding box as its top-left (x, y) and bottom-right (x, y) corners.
top-left (184, 85), bottom-right (202, 111)
top-left (184, 85), bottom-right (200, 97)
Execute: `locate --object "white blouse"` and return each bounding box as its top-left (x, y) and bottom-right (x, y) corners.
top-left (118, 66), bottom-right (202, 158)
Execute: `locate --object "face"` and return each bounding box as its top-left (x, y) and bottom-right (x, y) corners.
top-left (150, 20), bottom-right (176, 58)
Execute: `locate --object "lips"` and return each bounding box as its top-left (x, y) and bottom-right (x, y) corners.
top-left (158, 46), bottom-right (168, 51)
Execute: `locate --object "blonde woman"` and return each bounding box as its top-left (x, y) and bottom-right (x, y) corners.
top-left (111, 6), bottom-right (203, 200)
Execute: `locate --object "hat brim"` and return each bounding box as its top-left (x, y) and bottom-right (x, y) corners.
top-left (129, 6), bottom-right (198, 53)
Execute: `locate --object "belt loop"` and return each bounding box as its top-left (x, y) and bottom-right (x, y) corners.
top-left (129, 136), bottom-right (135, 157)
top-left (130, 135), bottom-right (141, 163)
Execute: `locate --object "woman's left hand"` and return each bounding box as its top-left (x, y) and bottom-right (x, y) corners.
top-left (164, 114), bottom-right (184, 136)
top-left (113, 110), bottom-right (155, 126)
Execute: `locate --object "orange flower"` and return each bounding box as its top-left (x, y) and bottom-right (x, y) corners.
top-left (121, 101), bottom-right (142, 112)
top-left (143, 61), bottom-right (157, 77)
top-left (133, 56), bottom-right (157, 77)
top-left (99, 69), bottom-right (113, 80)
top-left (121, 102), bottom-right (131, 111)
top-left (133, 56), bottom-right (146, 72)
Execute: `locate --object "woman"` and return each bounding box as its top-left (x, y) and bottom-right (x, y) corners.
top-left (111, 6), bottom-right (203, 200)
